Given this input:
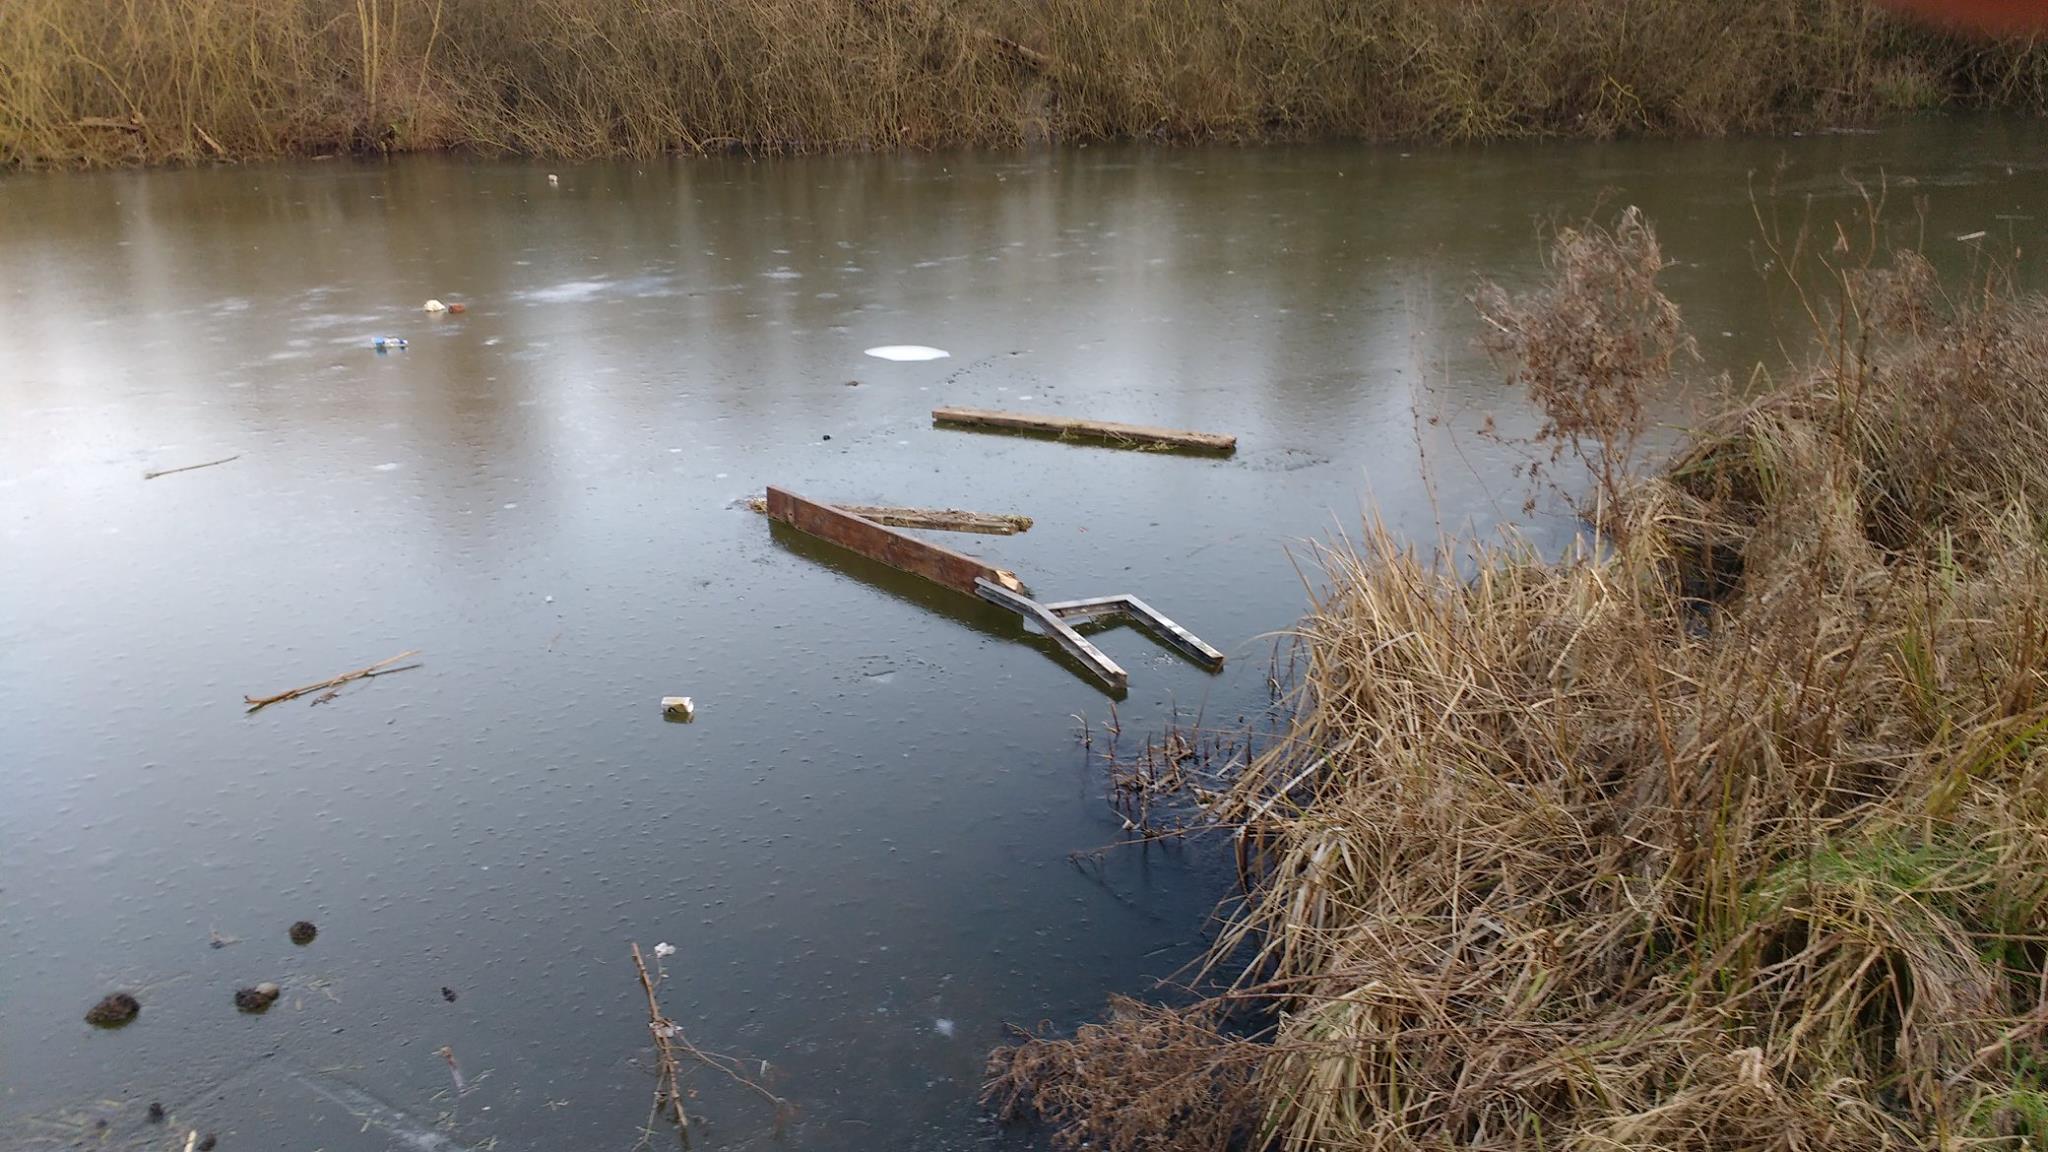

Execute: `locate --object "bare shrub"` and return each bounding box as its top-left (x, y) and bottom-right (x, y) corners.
top-left (1474, 206), bottom-right (1695, 511)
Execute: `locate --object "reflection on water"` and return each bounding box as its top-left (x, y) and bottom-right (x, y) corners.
top-left (3, 118), bottom-right (2045, 1150)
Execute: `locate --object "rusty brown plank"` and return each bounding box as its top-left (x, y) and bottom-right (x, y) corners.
top-left (765, 486), bottom-right (1026, 597)
top-left (931, 407), bottom-right (1236, 453)
top-left (745, 497), bottom-right (1031, 535)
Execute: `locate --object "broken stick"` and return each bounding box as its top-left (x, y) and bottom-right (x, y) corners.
top-left (144, 454), bottom-right (240, 480)
top-left (931, 407), bottom-right (1236, 453)
top-left (631, 944), bottom-right (690, 1136)
top-left (244, 651), bottom-right (420, 712)
top-left (631, 944), bottom-right (790, 1141)
top-left (744, 497), bottom-right (1031, 535)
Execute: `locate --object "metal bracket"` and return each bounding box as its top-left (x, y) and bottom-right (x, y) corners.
top-left (975, 579), bottom-right (1225, 690)
top-left (974, 578), bottom-right (1129, 690)
top-left (1042, 594), bottom-right (1227, 670)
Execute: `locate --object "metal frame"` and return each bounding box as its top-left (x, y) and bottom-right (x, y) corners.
top-left (975, 579), bottom-right (1225, 691)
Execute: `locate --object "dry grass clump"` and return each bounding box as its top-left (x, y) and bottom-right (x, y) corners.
top-left (987, 998), bottom-right (1266, 1152)
top-left (988, 218), bottom-right (2048, 1149)
top-left (3, 0), bottom-right (2047, 166)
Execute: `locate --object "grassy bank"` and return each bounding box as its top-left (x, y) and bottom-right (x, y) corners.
top-left (2, 0), bottom-right (2046, 167)
top-left (987, 217), bottom-right (2048, 1148)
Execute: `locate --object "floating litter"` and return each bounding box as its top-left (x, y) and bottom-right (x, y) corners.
top-left (372, 336), bottom-right (408, 350)
top-left (864, 345), bottom-right (950, 362)
top-left (934, 1018), bottom-right (956, 1038)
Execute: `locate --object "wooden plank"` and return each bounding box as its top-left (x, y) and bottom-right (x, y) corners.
top-left (931, 407), bottom-right (1237, 453)
top-left (974, 578), bottom-right (1129, 690)
top-left (746, 497), bottom-right (1031, 535)
top-left (765, 486), bottom-right (1025, 597)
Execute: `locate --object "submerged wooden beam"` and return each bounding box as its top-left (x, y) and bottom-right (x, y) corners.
top-left (746, 497), bottom-right (1031, 535)
top-left (975, 578), bottom-right (1129, 690)
top-left (931, 407), bottom-right (1237, 453)
top-left (764, 486), bottom-right (1025, 597)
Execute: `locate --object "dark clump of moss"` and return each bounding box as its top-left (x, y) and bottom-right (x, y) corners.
top-left (198, 1135), bottom-right (218, 1151)
top-left (84, 992), bottom-right (140, 1028)
top-left (233, 983), bottom-right (281, 1013)
top-left (145, 1102), bottom-right (165, 1124)
top-left (287, 920), bottom-right (317, 946)
top-left (441, 986), bottom-right (458, 1002)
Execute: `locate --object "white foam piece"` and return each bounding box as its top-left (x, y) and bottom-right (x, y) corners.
top-left (863, 345), bottom-right (950, 362)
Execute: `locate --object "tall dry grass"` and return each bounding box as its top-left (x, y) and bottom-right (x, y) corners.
top-left (2, 0), bottom-right (2045, 166)
top-left (986, 217), bottom-right (2048, 1149)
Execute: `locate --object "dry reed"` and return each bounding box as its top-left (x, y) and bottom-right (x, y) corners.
top-left (988, 214), bottom-right (2048, 1149)
top-left (3, 0), bottom-right (2046, 167)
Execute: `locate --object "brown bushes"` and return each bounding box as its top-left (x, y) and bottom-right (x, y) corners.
top-left (987, 220), bottom-right (2048, 1148)
top-left (2, 0), bottom-right (2046, 167)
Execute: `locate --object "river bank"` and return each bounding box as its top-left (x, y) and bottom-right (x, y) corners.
top-left (4, 0), bottom-right (2047, 168)
top-left (989, 214), bottom-right (2048, 1148)
top-left (5, 125), bottom-right (2045, 1150)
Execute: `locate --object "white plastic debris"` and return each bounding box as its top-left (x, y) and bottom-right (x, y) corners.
top-left (935, 1018), bottom-right (956, 1038)
top-left (661, 696), bottom-right (695, 720)
top-left (547, 174), bottom-right (560, 187)
top-left (423, 299), bottom-right (447, 313)
top-left (654, 942), bottom-right (676, 958)
top-left (863, 345), bottom-right (950, 361)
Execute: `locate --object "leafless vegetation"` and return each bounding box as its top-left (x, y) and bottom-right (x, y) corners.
top-left (989, 213), bottom-right (2048, 1150)
top-left (1475, 207), bottom-right (1697, 512)
top-left (629, 943), bottom-right (790, 1147)
top-left (3, 0), bottom-right (2046, 166)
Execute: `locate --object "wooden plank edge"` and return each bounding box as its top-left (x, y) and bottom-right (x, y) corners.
top-left (764, 486), bottom-right (1026, 596)
top-left (930, 407), bottom-right (1237, 453)
top-left (745, 496), bottom-right (1032, 535)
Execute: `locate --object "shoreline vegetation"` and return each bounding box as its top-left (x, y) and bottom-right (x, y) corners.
top-left (3, 0), bottom-right (2047, 168)
top-left (986, 212), bottom-right (2048, 1148)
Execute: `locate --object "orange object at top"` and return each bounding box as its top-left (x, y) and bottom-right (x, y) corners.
top-left (1879, 0), bottom-right (2048, 33)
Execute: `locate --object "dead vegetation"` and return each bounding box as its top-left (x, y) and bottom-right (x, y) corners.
top-left (3, 0), bottom-right (2046, 167)
top-left (629, 943), bottom-right (790, 1146)
top-left (988, 213), bottom-right (2048, 1149)
top-left (243, 650), bottom-right (421, 712)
